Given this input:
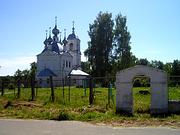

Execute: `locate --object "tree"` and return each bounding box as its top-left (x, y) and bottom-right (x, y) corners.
top-left (171, 60), bottom-right (180, 76)
top-left (81, 61), bottom-right (91, 74)
top-left (150, 60), bottom-right (164, 70)
top-left (163, 62), bottom-right (172, 75)
top-left (29, 62), bottom-right (37, 101)
top-left (21, 69), bottom-right (30, 87)
top-left (136, 58), bottom-right (149, 65)
top-left (113, 13), bottom-right (133, 70)
top-left (14, 69), bottom-right (22, 81)
top-left (84, 12), bottom-right (114, 77)
top-left (30, 62), bottom-right (37, 78)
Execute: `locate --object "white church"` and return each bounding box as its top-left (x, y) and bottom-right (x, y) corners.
top-left (36, 18), bottom-right (87, 87)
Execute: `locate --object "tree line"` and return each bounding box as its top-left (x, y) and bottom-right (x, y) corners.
top-left (0, 62), bottom-right (36, 88)
top-left (82, 12), bottom-right (180, 78)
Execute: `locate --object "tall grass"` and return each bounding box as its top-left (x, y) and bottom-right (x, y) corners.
top-left (0, 86), bottom-right (180, 123)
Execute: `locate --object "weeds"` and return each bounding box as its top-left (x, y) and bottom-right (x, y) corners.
top-left (0, 87), bottom-right (180, 127)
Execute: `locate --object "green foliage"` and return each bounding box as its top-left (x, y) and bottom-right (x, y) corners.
top-left (56, 111), bottom-right (74, 121)
top-left (8, 83), bottom-right (15, 90)
top-left (113, 13), bottom-right (135, 70)
top-left (150, 60), bottom-right (164, 70)
top-left (83, 12), bottom-right (180, 78)
top-left (133, 88), bottom-right (151, 113)
top-left (81, 61), bottom-right (91, 74)
top-left (136, 58), bottom-right (150, 66)
top-left (168, 87), bottom-right (180, 100)
top-left (133, 77), bottom-right (150, 87)
top-left (163, 62), bottom-right (172, 75)
top-left (13, 62), bottom-right (37, 87)
top-left (84, 12), bottom-right (137, 76)
top-left (85, 12), bottom-right (114, 77)
top-left (171, 60), bottom-right (180, 76)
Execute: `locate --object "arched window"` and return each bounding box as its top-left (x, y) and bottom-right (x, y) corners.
top-left (70, 43), bottom-right (73, 51)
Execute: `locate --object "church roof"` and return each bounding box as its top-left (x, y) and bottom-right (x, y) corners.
top-left (37, 68), bottom-right (57, 77)
top-left (67, 33), bottom-right (76, 40)
top-left (42, 47), bottom-right (48, 53)
top-left (69, 69), bottom-right (89, 76)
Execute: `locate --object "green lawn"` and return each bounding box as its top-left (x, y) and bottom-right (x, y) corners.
top-left (0, 86), bottom-right (180, 127)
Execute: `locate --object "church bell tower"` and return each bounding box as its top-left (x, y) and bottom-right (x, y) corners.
top-left (66, 21), bottom-right (81, 69)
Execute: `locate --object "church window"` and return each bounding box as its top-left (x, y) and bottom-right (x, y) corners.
top-left (66, 61), bottom-right (68, 67)
top-left (69, 62), bottom-right (71, 68)
top-left (70, 43), bottom-right (73, 51)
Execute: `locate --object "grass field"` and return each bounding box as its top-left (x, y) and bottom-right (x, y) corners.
top-left (0, 86), bottom-right (180, 127)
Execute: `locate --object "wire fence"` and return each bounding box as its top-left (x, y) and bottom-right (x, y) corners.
top-left (0, 76), bottom-right (180, 110)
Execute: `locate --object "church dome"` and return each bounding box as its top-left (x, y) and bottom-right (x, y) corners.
top-left (51, 42), bottom-right (60, 54)
top-left (62, 38), bottom-right (68, 45)
top-left (52, 25), bottom-right (60, 35)
top-left (43, 38), bottom-right (48, 45)
top-left (67, 21), bottom-right (77, 40)
top-left (47, 36), bottom-right (53, 44)
top-left (67, 33), bottom-right (76, 40)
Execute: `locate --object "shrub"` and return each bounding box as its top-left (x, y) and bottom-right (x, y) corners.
top-left (57, 111), bottom-right (73, 121)
top-left (8, 83), bottom-right (15, 89)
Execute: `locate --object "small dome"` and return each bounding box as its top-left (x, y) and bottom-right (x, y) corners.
top-left (47, 36), bottom-right (53, 44)
top-left (62, 38), bottom-right (68, 45)
top-left (67, 33), bottom-right (76, 40)
top-left (52, 25), bottom-right (60, 35)
top-left (51, 42), bottom-right (60, 54)
top-left (43, 38), bottom-right (48, 45)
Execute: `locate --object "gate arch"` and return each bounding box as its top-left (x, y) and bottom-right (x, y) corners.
top-left (116, 65), bottom-right (168, 115)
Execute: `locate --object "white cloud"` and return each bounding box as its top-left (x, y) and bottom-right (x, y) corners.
top-left (0, 56), bottom-right (36, 76)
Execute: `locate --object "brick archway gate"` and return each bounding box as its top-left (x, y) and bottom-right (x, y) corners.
top-left (116, 65), bottom-right (168, 115)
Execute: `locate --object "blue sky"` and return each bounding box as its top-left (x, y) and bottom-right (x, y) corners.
top-left (0, 0), bottom-right (179, 76)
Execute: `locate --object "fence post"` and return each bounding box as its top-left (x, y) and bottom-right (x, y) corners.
top-left (68, 77), bottom-right (71, 102)
top-left (50, 76), bottom-right (54, 102)
top-left (17, 79), bottom-right (21, 98)
top-left (108, 82), bottom-right (113, 105)
top-left (31, 77), bottom-right (35, 101)
top-left (62, 78), bottom-right (65, 99)
top-left (35, 81), bottom-right (38, 97)
top-left (83, 80), bottom-right (87, 96)
top-left (1, 81), bottom-right (4, 96)
top-left (89, 77), bottom-right (94, 105)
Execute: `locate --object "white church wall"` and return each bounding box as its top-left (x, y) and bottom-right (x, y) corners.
top-left (36, 20), bottom-right (83, 87)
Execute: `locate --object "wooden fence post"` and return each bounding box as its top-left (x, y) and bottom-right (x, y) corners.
top-left (1, 81), bottom-right (4, 96)
top-left (17, 79), bottom-right (21, 98)
top-left (89, 77), bottom-right (94, 105)
top-left (68, 77), bottom-right (71, 102)
top-left (62, 78), bottom-right (65, 99)
top-left (50, 76), bottom-right (54, 102)
top-left (31, 77), bottom-right (35, 101)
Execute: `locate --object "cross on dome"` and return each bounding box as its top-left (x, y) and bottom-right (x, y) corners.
top-left (52, 16), bottom-right (60, 35)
